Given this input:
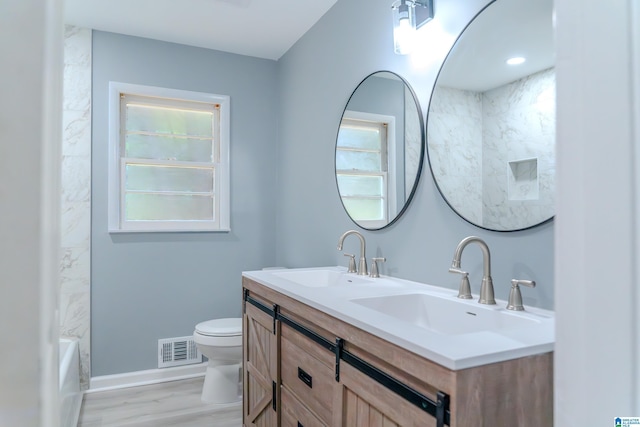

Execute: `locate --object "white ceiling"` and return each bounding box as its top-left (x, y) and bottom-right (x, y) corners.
top-left (63, 0), bottom-right (339, 60)
top-left (64, 0), bottom-right (554, 90)
top-left (437, 0), bottom-right (555, 92)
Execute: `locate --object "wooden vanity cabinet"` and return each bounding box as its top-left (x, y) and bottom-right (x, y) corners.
top-left (242, 277), bottom-right (553, 427)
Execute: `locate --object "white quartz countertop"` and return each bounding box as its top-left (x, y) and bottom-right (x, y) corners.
top-left (242, 266), bottom-right (555, 371)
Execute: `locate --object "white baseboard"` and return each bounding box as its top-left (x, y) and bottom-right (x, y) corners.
top-left (87, 362), bottom-right (207, 393)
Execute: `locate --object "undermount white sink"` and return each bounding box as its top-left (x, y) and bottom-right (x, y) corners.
top-left (350, 293), bottom-right (541, 335)
top-left (270, 268), bottom-right (372, 287)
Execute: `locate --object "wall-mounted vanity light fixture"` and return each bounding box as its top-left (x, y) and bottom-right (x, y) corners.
top-left (391, 0), bottom-right (434, 55)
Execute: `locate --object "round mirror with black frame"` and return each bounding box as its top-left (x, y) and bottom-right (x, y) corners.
top-left (426, 0), bottom-right (555, 231)
top-left (335, 71), bottom-right (424, 230)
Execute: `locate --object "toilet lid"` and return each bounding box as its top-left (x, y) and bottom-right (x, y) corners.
top-left (195, 318), bottom-right (242, 337)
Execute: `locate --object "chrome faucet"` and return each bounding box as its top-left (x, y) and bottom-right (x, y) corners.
top-left (337, 230), bottom-right (368, 276)
top-left (449, 236), bottom-right (496, 305)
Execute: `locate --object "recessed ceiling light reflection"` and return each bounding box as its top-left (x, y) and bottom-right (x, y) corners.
top-left (506, 57), bottom-right (526, 65)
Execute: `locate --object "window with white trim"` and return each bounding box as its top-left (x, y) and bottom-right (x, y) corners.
top-left (336, 111), bottom-right (396, 229)
top-left (108, 82), bottom-right (230, 232)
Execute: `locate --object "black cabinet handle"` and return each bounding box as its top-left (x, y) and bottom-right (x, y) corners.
top-left (297, 367), bottom-right (313, 388)
top-left (272, 381), bottom-right (277, 411)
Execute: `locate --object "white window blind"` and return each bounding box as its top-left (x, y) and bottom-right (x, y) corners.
top-left (108, 83), bottom-right (230, 232)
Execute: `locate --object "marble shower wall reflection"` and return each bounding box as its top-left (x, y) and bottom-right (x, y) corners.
top-left (428, 87), bottom-right (483, 224)
top-left (482, 68), bottom-right (555, 229)
top-left (404, 86), bottom-right (422, 199)
top-left (61, 26), bottom-right (91, 389)
top-left (429, 68), bottom-right (555, 229)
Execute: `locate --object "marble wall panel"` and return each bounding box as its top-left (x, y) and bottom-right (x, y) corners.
top-left (62, 109), bottom-right (92, 157)
top-left (60, 202), bottom-right (91, 248)
top-left (61, 26), bottom-right (91, 390)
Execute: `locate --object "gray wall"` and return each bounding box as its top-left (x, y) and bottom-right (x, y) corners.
top-left (91, 32), bottom-right (278, 375)
top-left (275, 0), bottom-right (554, 309)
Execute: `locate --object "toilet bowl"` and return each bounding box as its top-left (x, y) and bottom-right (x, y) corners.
top-left (193, 317), bottom-right (242, 404)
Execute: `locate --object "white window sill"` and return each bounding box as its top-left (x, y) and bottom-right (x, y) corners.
top-left (108, 228), bottom-right (231, 234)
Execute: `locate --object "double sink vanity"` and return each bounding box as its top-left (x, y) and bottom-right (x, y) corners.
top-left (241, 249), bottom-right (554, 426)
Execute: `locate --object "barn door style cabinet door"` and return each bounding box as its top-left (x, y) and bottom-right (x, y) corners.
top-left (243, 299), bottom-right (279, 426)
top-left (242, 277), bottom-right (553, 427)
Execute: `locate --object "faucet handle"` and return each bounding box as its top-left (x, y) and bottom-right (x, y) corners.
top-left (448, 267), bottom-right (467, 275)
top-left (449, 268), bottom-right (472, 299)
top-left (343, 253), bottom-right (357, 273)
top-left (507, 279), bottom-right (536, 311)
top-left (369, 257), bottom-right (386, 278)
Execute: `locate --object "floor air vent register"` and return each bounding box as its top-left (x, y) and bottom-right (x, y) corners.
top-left (158, 336), bottom-right (202, 368)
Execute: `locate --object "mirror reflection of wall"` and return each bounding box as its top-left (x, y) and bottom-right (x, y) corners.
top-left (426, 0), bottom-right (555, 231)
top-left (336, 71), bottom-right (423, 230)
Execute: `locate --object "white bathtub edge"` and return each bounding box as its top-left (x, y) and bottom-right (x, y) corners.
top-left (87, 362), bottom-right (207, 393)
top-left (59, 338), bottom-right (82, 427)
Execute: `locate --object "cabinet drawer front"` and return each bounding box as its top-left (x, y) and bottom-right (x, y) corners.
top-left (281, 386), bottom-right (327, 427)
top-left (281, 335), bottom-right (334, 424)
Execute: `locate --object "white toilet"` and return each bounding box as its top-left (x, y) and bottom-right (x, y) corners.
top-left (193, 317), bottom-right (243, 404)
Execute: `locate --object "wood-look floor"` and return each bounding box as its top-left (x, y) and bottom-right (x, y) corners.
top-left (77, 377), bottom-right (242, 427)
